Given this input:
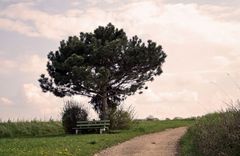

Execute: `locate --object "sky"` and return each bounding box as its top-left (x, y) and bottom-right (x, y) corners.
top-left (0, 0), bottom-right (240, 120)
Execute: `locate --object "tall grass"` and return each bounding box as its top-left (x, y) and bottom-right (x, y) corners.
top-left (0, 119), bottom-right (64, 138)
top-left (181, 101), bottom-right (240, 156)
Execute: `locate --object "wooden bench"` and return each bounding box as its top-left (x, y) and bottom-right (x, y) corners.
top-left (73, 120), bottom-right (110, 134)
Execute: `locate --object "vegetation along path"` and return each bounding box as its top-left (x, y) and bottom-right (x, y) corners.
top-left (95, 127), bottom-right (187, 156)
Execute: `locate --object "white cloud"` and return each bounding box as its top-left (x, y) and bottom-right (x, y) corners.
top-left (0, 2), bottom-right (110, 40)
top-left (198, 4), bottom-right (240, 22)
top-left (0, 97), bottom-right (13, 106)
top-left (1, 0), bottom-right (240, 119)
top-left (136, 89), bottom-right (198, 104)
top-left (125, 87), bottom-right (200, 119)
top-left (0, 18), bottom-right (39, 37)
top-left (158, 90), bottom-right (199, 103)
top-left (20, 54), bottom-right (46, 74)
top-left (0, 0), bottom-right (240, 46)
top-left (22, 83), bottom-right (98, 120)
top-left (0, 58), bottom-right (16, 73)
top-left (23, 83), bottom-right (62, 119)
top-left (70, 1), bottom-right (81, 6)
top-left (0, 54), bottom-right (47, 76)
top-left (213, 56), bottom-right (231, 66)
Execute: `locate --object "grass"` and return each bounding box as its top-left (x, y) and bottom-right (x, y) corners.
top-left (180, 129), bottom-right (200, 156)
top-left (0, 119), bottom-right (193, 156)
top-left (0, 120), bottom-right (64, 138)
top-left (180, 102), bottom-right (240, 156)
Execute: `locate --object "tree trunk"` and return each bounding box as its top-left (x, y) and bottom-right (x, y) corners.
top-left (102, 93), bottom-right (109, 120)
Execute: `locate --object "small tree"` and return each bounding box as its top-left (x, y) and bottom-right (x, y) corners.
top-left (39, 23), bottom-right (167, 119)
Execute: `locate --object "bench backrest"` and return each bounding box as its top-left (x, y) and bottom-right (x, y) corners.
top-left (76, 120), bottom-right (110, 128)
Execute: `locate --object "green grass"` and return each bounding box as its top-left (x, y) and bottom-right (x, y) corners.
top-left (180, 129), bottom-right (200, 156)
top-left (0, 120), bottom-right (64, 138)
top-left (0, 119), bottom-right (193, 156)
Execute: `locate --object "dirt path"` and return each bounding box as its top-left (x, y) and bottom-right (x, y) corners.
top-left (95, 127), bottom-right (187, 156)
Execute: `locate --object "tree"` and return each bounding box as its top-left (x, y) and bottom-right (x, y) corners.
top-left (39, 23), bottom-right (167, 119)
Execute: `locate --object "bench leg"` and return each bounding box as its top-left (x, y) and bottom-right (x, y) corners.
top-left (100, 128), bottom-right (106, 134)
top-left (75, 129), bottom-right (78, 134)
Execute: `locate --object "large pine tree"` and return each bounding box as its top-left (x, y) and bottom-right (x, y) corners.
top-left (39, 23), bottom-right (167, 119)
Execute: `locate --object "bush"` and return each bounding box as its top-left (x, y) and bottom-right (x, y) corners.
top-left (146, 115), bottom-right (159, 121)
top-left (62, 100), bottom-right (88, 134)
top-left (109, 106), bottom-right (134, 130)
top-left (184, 102), bottom-right (240, 156)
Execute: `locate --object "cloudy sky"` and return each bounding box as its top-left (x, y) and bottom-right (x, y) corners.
top-left (0, 0), bottom-right (240, 120)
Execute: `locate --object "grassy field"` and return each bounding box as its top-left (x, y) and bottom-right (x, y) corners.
top-left (180, 104), bottom-right (240, 156)
top-left (0, 119), bottom-right (193, 156)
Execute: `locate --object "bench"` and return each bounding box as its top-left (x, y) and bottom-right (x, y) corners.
top-left (73, 120), bottom-right (110, 134)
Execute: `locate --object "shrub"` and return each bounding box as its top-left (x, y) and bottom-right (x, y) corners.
top-left (165, 118), bottom-right (171, 121)
top-left (185, 101), bottom-right (240, 156)
top-left (146, 115), bottom-right (159, 121)
top-left (109, 106), bottom-right (134, 130)
top-left (62, 100), bottom-right (88, 134)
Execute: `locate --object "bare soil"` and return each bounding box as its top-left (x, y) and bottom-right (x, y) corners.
top-left (95, 127), bottom-right (187, 156)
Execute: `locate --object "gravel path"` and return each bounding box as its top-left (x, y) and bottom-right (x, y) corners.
top-left (95, 127), bottom-right (187, 156)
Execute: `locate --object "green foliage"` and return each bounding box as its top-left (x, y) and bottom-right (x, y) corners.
top-left (181, 102), bottom-right (240, 156)
top-left (0, 119), bottom-right (193, 156)
top-left (0, 120), bottom-right (63, 138)
top-left (39, 23), bottom-right (167, 119)
top-left (109, 106), bottom-right (134, 130)
top-left (62, 100), bottom-right (88, 134)
top-left (90, 94), bottom-right (121, 120)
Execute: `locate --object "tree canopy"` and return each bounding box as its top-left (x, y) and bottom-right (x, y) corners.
top-left (39, 23), bottom-right (167, 119)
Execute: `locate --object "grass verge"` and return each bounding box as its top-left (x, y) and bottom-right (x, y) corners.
top-left (0, 119), bottom-right (193, 156)
top-left (179, 129), bottom-right (200, 156)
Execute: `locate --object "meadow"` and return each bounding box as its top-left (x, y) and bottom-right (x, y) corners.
top-left (0, 119), bottom-right (193, 156)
